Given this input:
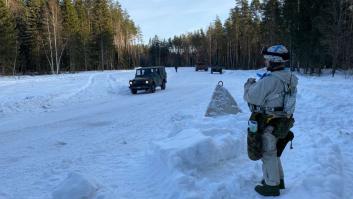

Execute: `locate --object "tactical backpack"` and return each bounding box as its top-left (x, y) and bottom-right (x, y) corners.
top-left (271, 72), bottom-right (297, 116)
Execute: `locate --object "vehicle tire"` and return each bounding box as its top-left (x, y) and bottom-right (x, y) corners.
top-left (150, 83), bottom-right (156, 93)
top-left (161, 81), bottom-right (166, 90)
top-left (205, 69), bottom-right (208, 71)
top-left (211, 71), bottom-right (213, 74)
top-left (131, 89), bottom-right (137, 94)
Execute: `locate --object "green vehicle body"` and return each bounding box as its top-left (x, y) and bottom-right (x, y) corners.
top-left (129, 66), bottom-right (167, 94)
top-left (195, 62), bottom-right (208, 71)
top-left (211, 66), bottom-right (223, 74)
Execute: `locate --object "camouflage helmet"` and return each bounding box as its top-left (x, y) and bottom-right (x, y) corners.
top-left (262, 45), bottom-right (290, 63)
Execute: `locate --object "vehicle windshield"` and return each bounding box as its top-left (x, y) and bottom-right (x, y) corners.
top-left (136, 68), bottom-right (158, 76)
top-left (136, 69), bottom-right (151, 76)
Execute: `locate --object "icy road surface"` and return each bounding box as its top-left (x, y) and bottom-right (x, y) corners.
top-left (0, 68), bottom-right (352, 199)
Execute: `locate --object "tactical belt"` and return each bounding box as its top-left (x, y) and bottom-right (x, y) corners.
top-left (249, 104), bottom-right (284, 113)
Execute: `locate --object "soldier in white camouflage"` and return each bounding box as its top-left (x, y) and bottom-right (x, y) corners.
top-left (244, 45), bottom-right (298, 197)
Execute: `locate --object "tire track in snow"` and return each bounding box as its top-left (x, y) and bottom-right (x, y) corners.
top-left (107, 74), bottom-right (129, 95)
top-left (107, 74), bottom-right (118, 94)
top-left (108, 73), bottom-right (143, 96)
top-left (1, 73), bottom-right (98, 115)
top-left (54, 73), bottom-right (97, 102)
top-left (52, 73), bottom-right (121, 105)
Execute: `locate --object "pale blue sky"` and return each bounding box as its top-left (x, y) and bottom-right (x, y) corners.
top-left (119, 0), bottom-right (235, 43)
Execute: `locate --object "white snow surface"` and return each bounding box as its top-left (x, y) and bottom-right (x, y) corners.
top-left (0, 68), bottom-right (352, 199)
top-left (52, 172), bottom-right (99, 199)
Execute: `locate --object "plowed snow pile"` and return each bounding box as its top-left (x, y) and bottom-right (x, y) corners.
top-left (149, 118), bottom-right (244, 198)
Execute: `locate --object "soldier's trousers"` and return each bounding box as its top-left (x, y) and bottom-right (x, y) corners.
top-left (261, 126), bottom-right (284, 186)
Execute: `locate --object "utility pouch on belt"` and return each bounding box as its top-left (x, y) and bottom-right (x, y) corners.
top-left (271, 117), bottom-right (295, 139)
top-left (247, 113), bottom-right (266, 161)
top-left (247, 128), bottom-right (262, 161)
top-left (277, 131), bottom-right (294, 157)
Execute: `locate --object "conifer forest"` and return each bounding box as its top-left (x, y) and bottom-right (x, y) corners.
top-left (1, 0), bottom-right (353, 76)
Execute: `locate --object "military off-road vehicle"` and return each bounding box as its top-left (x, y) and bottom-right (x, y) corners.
top-left (129, 66), bottom-right (167, 94)
top-left (195, 62), bottom-right (208, 71)
top-left (211, 66), bottom-right (223, 74)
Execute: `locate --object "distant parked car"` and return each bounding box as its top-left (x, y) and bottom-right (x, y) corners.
top-left (129, 66), bottom-right (167, 94)
top-left (211, 66), bottom-right (223, 74)
top-left (195, 62), bottom-right (208, 71)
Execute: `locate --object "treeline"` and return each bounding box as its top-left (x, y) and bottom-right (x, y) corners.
top-left (0, 0), bottom-right (141, 75)
top-left (2, 0), bottom-right (353, 76)
top-left (145, 0), bottom-right (353, 75)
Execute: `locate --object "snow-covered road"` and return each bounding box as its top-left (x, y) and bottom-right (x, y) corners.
top-left (0, 68), bottom-right (352, 199)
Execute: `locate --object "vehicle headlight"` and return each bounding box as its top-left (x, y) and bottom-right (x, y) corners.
top-left (129, 81), bottom-right (133, 85)
top-left (145, 80), bottom-right (149, 84)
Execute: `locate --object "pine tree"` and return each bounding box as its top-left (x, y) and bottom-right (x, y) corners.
top-left (15, 0), bottom-right (30, 75)
top-left (283, 0), bottom-right (300, 69)
top-left (0, 0), bottom-right (17, 75)
top-left (250, 0), bottom-right (262, 68)
top-left (26, 0), bottom-right (45, 72)
top-left (212, 17), bottom-right (225, 66)
top-left (262, 0), bottom-right (283, 44)
top-left (61, 0), bottom-right (79, 71)
top-left (74, 0), bottom-right (91, 71)
top-left (91, 0), bottom-right (113, 70)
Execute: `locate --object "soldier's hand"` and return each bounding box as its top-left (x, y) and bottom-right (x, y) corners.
top-left (244, 78), bottom-right (256, 90)
top-left (246, 78), bottom-right (256, 84)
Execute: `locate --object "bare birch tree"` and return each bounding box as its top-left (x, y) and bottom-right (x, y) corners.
top-left (42, 0), bottom-right (66, 74)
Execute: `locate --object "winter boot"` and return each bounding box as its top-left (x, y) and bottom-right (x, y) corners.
top-left (279, 179), bottom-right (285, 189)
top-left (261, 179), bottom-right (285, 189)
top-left (255, 183), bottom-right (280, 197)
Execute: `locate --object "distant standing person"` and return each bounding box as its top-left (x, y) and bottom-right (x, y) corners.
top-left (174, 66), bottom-right (178, 72)
top-left (244, 45), bottom-right (298, 196)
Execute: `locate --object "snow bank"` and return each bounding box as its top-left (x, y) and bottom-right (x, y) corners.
top-left (152, 128), bottom-right (241, 171)
top-left (148, 115), bottom-right (246, 199)
top-left (52, 173), bottom-right (99, 199)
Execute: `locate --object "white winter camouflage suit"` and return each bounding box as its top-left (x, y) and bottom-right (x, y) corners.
top-left (244, 70), bottom-right (298, 186)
